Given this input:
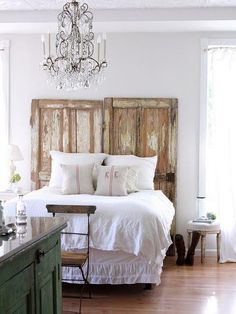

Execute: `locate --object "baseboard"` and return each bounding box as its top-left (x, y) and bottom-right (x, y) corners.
top-left (195, 248), bottom-right (217, 256)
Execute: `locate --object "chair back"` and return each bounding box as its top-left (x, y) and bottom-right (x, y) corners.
top-left (46, 204), bottom-right (96, 262)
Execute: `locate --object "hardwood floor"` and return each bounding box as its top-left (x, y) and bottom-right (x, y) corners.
top-left (63, 256), bottom-right (236, 314)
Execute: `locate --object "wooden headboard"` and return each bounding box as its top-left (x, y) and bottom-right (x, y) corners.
top-left (31, 97), bottom-right (177, 205)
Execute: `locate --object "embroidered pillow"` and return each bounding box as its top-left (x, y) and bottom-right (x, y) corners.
top-left (95, 165), bottom-right (128, 196)
top-left (105, 155), bottom-right (157, 190)
top-left (61, 164), bottom-right (94, 195)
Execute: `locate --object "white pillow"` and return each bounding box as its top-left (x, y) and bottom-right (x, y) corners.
top-left (105, 155), bottom-right (157, 190)
top-left (61, 164), bottom-right (94, 195)
top-left (95, 165), bottom-right (128, 196)
top-left (49, 151), bottom-right (107, 188)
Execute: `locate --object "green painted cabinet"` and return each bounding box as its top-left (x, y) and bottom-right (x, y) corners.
top-left (0, 217), bottom-right (66, 314)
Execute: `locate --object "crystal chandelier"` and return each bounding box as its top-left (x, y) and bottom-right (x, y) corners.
top-left (41, 0), bottom-right (108, 90)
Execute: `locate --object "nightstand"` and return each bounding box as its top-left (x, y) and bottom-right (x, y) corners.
top-left (187, 220), bottom-right (221, 263)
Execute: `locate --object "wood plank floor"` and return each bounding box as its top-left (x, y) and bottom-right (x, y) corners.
top-left (63, 256), bottom-right (236, 314)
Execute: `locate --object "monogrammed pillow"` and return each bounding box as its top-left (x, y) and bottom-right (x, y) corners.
top-left (61, 163), bottom-right (94, 195)
top-left (95, 165), bottom-right (128, 196)
top-left (105, 155), bottom-right (157, 190)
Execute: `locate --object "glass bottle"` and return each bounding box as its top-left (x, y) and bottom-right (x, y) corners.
top-left (17, 224), bottom-right (27, 244)
top-left (16, 194), bottom-right (27, 224)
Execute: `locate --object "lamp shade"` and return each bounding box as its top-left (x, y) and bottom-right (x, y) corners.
top-left (8, 144), bottom-right (23, 161)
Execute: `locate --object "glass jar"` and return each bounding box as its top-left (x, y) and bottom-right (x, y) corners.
top-left (16, 194), bottom-right (27, 224)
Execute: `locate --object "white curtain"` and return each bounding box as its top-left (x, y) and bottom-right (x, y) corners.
top-left (206, 47), bottom-right (236, 262)
top-left (0, 46), bottom-right (9, 190)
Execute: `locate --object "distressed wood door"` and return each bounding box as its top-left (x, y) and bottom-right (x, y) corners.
top-left (103, 98), bottom-right (178, 237)
top-left (31, 99), bottom-right (103, 189)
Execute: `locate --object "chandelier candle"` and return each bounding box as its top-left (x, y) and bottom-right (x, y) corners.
top-left (103, 33), bottom-right (107, 60)
top-left (48, 33), bottom-right (51, 57)
top-left (97, 35), bottom-right (101, 64)
top-left (41, 0), bottom-right (108, 90)
top-left (41, 34), bottom-right (46, 57)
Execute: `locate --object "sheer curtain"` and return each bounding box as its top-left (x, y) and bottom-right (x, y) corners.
top-left (0, 42), bottom-right (10, 190)
top-left (206, 47), bottom-right (236, 262)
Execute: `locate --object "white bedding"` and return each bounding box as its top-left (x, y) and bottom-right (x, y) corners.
top-left (4, 187), bottom-right (174, 265)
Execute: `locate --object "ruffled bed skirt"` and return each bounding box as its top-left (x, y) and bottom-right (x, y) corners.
top-left (62, 248), bottom-right (164, 285)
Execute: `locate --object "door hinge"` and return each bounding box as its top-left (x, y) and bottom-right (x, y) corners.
top-left (166, 172), bottom-right (175, 183)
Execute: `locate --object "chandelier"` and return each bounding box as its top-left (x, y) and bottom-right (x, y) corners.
top-left (41, 0), bottom-right (108, 90)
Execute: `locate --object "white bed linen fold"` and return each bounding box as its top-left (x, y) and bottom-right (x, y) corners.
top-left (4, 187), bottom-right (174, 265)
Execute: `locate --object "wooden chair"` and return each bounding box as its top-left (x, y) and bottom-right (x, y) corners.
top-left (46, 204), bottom-right (96, 314)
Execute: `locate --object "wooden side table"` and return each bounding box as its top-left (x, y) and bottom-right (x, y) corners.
top-left (187, 221), bottom-right (221, 263)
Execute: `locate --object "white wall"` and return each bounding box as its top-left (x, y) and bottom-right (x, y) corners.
top-left (2, 32), bottom-right (236, 248)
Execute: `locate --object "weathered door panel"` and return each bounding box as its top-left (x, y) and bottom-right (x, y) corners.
top-left (31, 99), bottom-right (103, 189)
top-left (103, 97), bottom-right (178, 244)
top-left (112, 107), bottom-right (139, 155)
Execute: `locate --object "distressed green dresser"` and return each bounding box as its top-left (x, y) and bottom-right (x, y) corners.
top-left (0, 217), bottom-right (67, 314)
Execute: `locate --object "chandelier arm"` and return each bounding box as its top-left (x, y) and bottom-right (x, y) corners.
top-left (81, 10), bottom-right (93, 22)
top-left (83, 39), bottom-right (94, 58)
top-left (58, 38), bottom-right (69, 58)
top-left (58, 6), bottom-right (73, 28)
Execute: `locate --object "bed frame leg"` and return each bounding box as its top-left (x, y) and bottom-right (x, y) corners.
top-left (144, 283), bottom-right (153, 290)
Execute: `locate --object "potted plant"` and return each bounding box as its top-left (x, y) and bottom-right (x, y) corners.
top-left (10, 173), bottom-right (21, 193)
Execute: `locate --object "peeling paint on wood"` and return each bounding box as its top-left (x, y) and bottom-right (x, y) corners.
top-left (31, 99), bottom-right (103, 190)
top-left (147, 132), bottom-right (158, 151)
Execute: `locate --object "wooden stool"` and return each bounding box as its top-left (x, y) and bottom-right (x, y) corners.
top-left (187, 221), bottom-right (221, 263)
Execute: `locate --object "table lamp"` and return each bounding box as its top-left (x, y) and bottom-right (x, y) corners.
top-left (8, 144), bottom-right (23, 181)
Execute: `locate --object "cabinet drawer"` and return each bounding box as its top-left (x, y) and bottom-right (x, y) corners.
top-left (34, 233), bottom-right (60, 259)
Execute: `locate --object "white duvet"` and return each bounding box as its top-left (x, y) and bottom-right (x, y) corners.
top-left (4, 187), bottom-right (175, 264)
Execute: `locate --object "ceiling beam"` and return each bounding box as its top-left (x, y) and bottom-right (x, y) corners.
top-left (0, 8), bottom-right (236, 33)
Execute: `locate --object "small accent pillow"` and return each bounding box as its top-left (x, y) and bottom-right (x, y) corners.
top-left (61, 163), bottom-right (94, 195)
top-left (105, 155), bottom-right (157, 190)
top-left (95, 165), bottom-right (128, 196)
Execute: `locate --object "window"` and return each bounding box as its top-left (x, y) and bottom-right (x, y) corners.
top-left (200, 39), bottom-right (236, 262)
top-left (0, 40), bottom-right (10, 190)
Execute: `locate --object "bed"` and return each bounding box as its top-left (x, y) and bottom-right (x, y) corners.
top-left (5, 97), bottom-right (178, 285)
top-left (5, 187), bottom-right (174, 284)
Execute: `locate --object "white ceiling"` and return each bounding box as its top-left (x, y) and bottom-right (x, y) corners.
top-left (1, 0), bottom-right (236, 10)
top-left (0, 1), bottom-right (236, 33)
